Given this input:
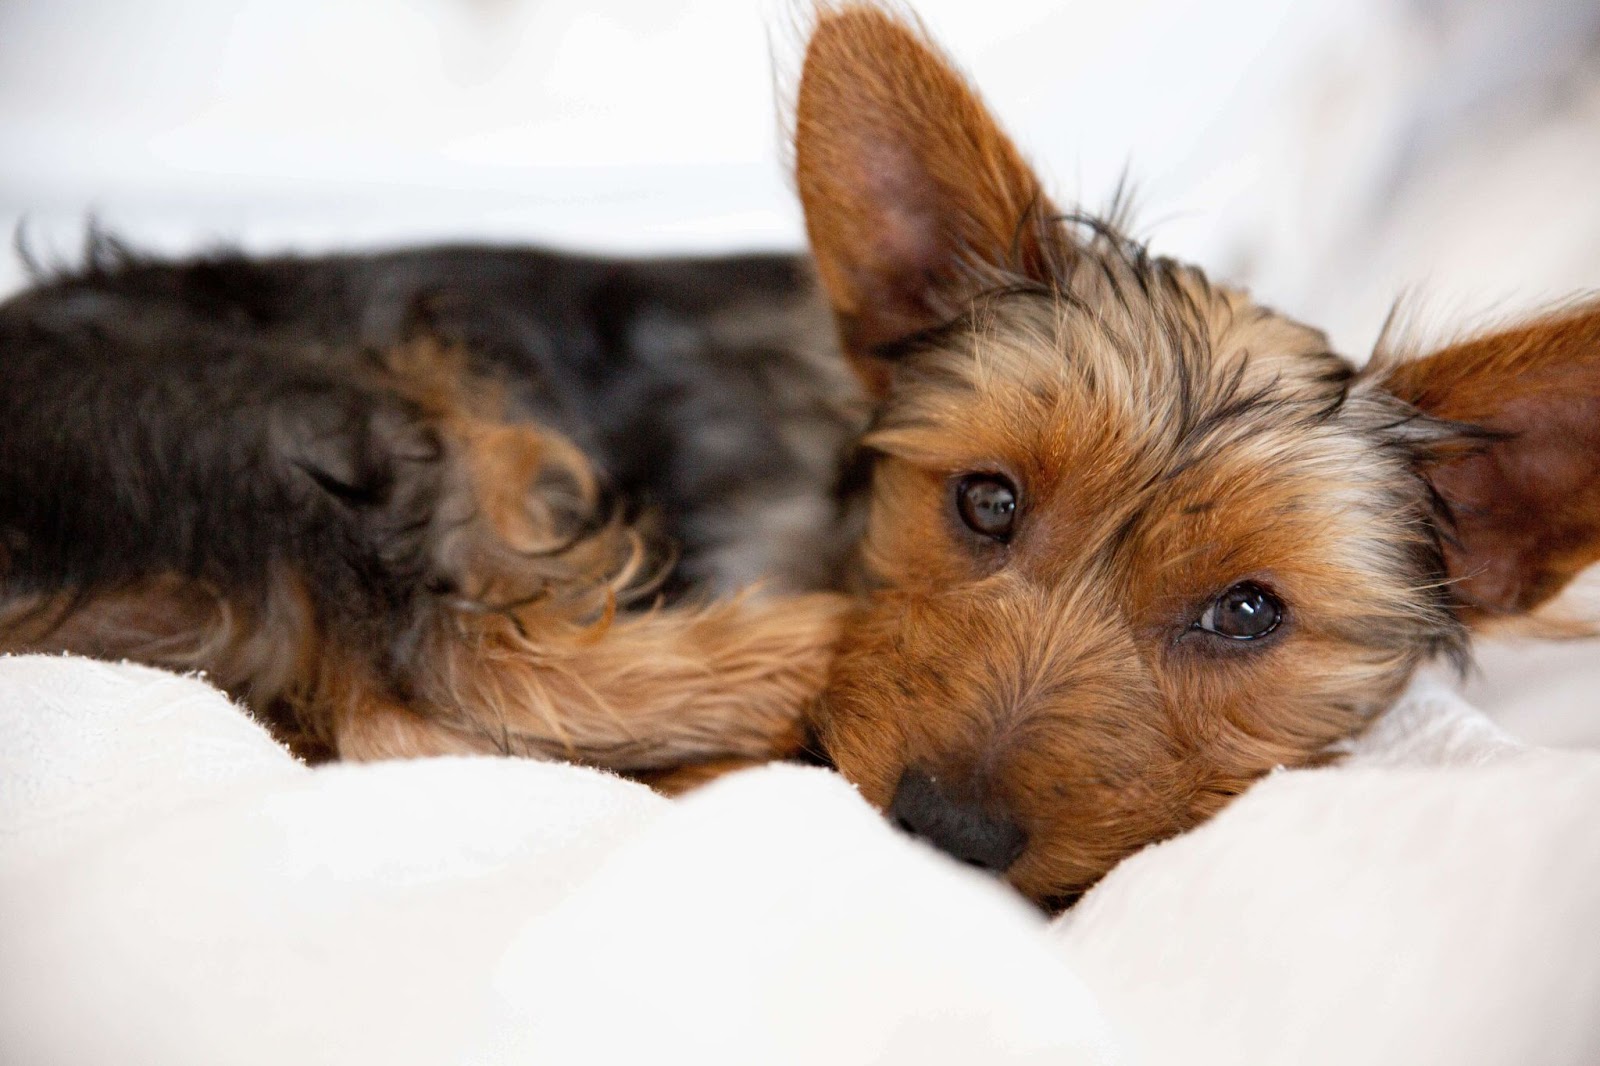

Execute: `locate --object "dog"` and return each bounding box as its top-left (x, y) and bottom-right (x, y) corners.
top-left (4, 4), bottom-right (1599, 909)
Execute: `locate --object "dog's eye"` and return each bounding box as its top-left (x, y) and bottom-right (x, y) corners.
top-left (955, 474), bottom-right (1018, 540)
top-left (1196, 582), bottom-right (1282, 640)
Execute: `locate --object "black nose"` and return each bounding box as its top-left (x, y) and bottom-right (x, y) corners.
top-left (888, 769), bottom-right (1027, 873)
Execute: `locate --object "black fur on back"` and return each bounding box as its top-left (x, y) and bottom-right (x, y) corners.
top-left (0, 237), bottom-right (868, 672)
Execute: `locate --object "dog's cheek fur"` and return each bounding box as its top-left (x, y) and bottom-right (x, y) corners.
top-left (817, 579), bottom-right (1426, 901)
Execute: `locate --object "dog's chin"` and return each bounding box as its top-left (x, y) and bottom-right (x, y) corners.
top-left (1035, 891), bottom-right (1087, 916)
top-left (810, 725), bottom-right (1127, 911)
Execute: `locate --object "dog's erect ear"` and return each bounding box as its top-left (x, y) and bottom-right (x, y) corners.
top-left (1381, 303), bottom-right (1600, 620)
top-left (794, 6), bottom-right (1058, 397)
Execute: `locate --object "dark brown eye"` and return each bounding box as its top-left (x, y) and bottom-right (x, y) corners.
top-left (955, 474), bottom-right (1018, 540)
top-left (1197, 582), bottom-right (1282, 640)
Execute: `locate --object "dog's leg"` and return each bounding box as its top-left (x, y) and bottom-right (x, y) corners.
top-left (331, 589), bottom-right (848, 771)
top-left (0, 566), bottom-right (847, 773)
top-left (327, 382), bottom-right (850, 771)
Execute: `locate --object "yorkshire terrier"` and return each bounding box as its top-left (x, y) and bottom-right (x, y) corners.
top-left (4, 6), bottom-right (1598, 909)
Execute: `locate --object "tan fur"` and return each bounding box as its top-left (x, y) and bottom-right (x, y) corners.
top-left (334, 585), bottom-right (845, 769)
top-left (813, 285), bottom-right (1449, 899)
top-left (796, 6), bottom-right (1600, 905)
top-left (795, 4), bottom-right (1063, 392)
top-left (0, 571), bottom-right (325, 751)
top-left (1378, 302), bottom-right (1600, 617)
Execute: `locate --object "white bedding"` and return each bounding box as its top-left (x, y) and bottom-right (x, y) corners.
top-left (2, 653), bottom-right (1597, 1065)
top-left (5, 2), bottom-right (1600, 1061)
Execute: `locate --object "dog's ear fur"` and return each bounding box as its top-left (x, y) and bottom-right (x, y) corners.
top-left (794, 5), bottom-right (1058, 398)
top-left (1381, 303), bottom-right (1600, 620)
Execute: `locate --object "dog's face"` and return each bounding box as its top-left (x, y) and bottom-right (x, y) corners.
top-left (796, 7), bottom-right (1600, 905)
top-left (816, 282), bottom-right (1462, 902)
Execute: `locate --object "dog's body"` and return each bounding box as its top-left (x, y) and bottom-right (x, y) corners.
top-left (6, 6), bottom-right (1600, 907)
top-left (2, 242), bottom-right (861, 601)
top-left (0, 241), bottom-right (860, 769)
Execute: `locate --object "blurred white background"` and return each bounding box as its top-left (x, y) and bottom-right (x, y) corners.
top-left (4, 0), bottom-right (1599, 347)
top-left (2, 0), bottom-right (1599, 742)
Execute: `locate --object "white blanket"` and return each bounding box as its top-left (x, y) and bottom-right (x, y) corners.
top-left (1, 653), bottom-right (1597, 1065)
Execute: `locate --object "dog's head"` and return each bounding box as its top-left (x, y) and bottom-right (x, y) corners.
top-left (796, 6), bottom-right (1600, 905)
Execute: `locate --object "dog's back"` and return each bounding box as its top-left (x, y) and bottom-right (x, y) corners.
top-left (1, 239), bottom-right (865, 600)
top-left (0, 240), bottom-right (861, 763)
